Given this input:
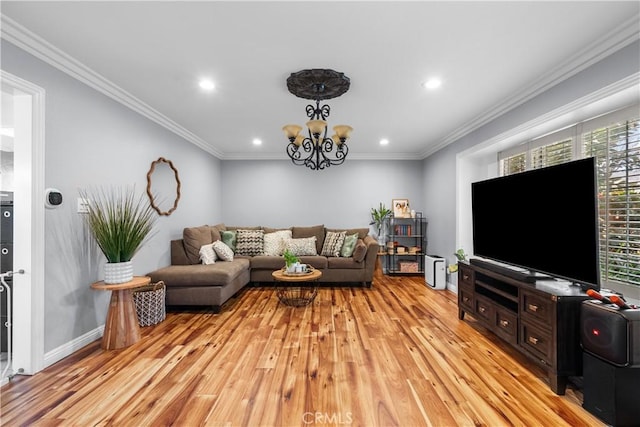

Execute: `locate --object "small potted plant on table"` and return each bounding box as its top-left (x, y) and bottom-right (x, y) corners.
top-left (283, 249), bottom-right (300, 274)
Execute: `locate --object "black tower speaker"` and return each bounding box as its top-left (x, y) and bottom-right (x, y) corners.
top-left (581, 301), bottom-right (640, 426)
top-left (583, 353), bottom-right (640, 426)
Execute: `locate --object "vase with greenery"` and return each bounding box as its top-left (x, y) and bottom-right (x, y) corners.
top-left (80, 186), bottom-right (157, 284)
top-left (283, 249), bottom-right (300, 273)
top-left (369, 202), bottom-right (392, 244)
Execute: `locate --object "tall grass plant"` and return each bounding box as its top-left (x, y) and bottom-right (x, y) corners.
top-left (80, 186), bottom-right (157, 263)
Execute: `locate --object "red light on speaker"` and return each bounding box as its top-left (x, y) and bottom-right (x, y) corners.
top-left (592, 329), bottom-right (600, 336)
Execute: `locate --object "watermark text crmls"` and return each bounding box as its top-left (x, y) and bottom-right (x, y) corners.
top-left (302, 411), bottom-right (353, 425)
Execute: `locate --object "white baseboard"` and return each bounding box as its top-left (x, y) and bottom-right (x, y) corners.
top-left (43, 326), bottom-right (103, 368)
top-left (447, 281), bottom-right (458, 294)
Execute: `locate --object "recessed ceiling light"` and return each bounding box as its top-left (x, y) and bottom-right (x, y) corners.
top-left (198, 79), bottom-right (215, 91)
top-left (380, 139), bottom-right (389, 145)
top-left (252, 138), bottom-right (262, 146)
top-left (422, 78), bottom-right (442, 90)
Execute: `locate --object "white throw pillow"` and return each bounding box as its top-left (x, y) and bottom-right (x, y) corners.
top-left (284, 236), bottom-right (318, 256)
top-left (212, 240), bottom-right (234, 261)
top-left (263, 230), bottom-right (293, 256)
top-left (199, 243), bottom-right (218, 265)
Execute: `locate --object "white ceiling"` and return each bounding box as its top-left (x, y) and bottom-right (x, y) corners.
top-left (1, 1), bottom-right (639, 160)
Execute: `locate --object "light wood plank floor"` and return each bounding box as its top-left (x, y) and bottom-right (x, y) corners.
top-left (1, 269), bottom-right (604, 426)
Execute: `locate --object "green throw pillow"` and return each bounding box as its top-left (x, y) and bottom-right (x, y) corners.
top-left (340, 233), bottom-right (359, 257)
top-left (221, 230), bottom-right (237, 252)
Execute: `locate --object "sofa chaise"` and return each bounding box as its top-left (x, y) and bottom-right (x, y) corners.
top-left (147, 224), bottom-right (379, 312)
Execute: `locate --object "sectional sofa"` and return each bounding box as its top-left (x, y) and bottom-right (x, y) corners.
top-left (147, 224), bottom-right (379, 312)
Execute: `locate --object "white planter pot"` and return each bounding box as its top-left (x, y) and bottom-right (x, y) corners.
top-left (104, 261), bottom-right (133, 284)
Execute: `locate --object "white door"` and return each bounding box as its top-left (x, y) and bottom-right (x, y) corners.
top-left (1, 70), bottom-right (45, 380)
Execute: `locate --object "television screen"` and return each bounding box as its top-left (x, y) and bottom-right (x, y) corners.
top-left (471, 157), bottom-right (600, 289)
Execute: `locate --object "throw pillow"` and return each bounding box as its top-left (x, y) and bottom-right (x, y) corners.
top-left (321, 230), bottom-right (346, 257)
top-left (340, 233), bottom-right (359, 257)
top-left (263, 230), bottom-right (293, 256)
top-left (212, 240), bottom-right (234, 261)
top-left (284, 237), bottom-right (318, 256)
top-left (292, 225), bottom-right (325, 254)
top-left (199, 243), bottom-right (217, 265)
top-left (183, 225), bottom-right (213, 264)
top-left (327, 227), bottom-right (369, 239)
top-left (221, 230), bottom-right (237, 252)
top-left (209, 224), bottom-right (224, 243)
top-left (353, 239), bottom-right (367, 262)
top-left (235, 229), bottom-right (265, 256)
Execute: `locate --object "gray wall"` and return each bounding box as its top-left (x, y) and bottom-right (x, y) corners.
top-left (1, 40), bottom-right (223, 353)
top-left (221, 159), bottom-right (423, 231)
top-left (423, 40), bottom-right (640, 286)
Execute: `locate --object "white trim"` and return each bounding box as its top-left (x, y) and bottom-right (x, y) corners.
top-left (43, 326), bottom-right (103, 369)
top-left (421, 16), bottom-right (640, 159)
top-left (580, 104), bottom-right (640, 134)
top-left (498, 103), bottom-right (640, 160)
top-left (0, 70), bottom-right (46, 376)
top-left (0, 15), bottom-right (224, 159)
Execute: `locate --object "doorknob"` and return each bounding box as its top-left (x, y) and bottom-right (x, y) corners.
top-left (6, 269), bottom-right (25, 277)
top-left (0, 270), bottom-right (24, 283)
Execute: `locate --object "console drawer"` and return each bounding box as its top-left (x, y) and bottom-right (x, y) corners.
top-left (494, 308), bottom-right (518, 345)
top-left (520, 320), bottom-right (553, 366)
top-left (459, 287), bottom-right (474, 313)
top-left (458, 264), bottom-right (474, 288)
top-left (474, 294), bottom-right (495, 324)
top-left (521, 289), bottom-right (554, 326)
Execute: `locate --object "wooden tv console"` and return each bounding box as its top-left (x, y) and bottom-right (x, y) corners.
top-left (458, 261), bottom-right (589, 395)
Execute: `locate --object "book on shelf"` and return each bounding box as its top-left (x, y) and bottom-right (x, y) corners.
top-left (394, 224), bottom-right (412, 236)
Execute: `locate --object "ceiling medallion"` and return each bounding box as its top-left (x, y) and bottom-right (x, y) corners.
top-left (282, 69), bottom-right (353, 171)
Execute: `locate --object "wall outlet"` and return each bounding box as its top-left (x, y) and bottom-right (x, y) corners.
top-left (77, 198), bottom-right (90, 214)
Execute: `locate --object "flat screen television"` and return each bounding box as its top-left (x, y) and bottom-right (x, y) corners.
top-left (471, 157), bottom-right (600, 290)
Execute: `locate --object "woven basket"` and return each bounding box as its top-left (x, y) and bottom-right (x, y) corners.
top-left (132, 281), bottom-right (166, 327)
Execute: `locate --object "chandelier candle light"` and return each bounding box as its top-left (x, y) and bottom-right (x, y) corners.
top-left (282, 69), bottom-right (353, 170)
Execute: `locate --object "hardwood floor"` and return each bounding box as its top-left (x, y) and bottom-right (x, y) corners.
top-left (0, 270), bottom-right (603, 426)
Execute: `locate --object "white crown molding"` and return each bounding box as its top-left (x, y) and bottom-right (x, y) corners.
top-left (221, 151), bottom-right (419, 161)
top-left (420, 15), bottom-right (640, 159)
top-left (0, 15), bottom-right (224, 159)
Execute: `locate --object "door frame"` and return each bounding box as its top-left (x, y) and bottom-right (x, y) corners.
top-left (1, 70), bottom-right (45, 376)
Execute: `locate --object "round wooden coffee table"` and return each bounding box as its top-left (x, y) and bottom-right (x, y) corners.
top-left (272, 268), bottom-right (322, 307)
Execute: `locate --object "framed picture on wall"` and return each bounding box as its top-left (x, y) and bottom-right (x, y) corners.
top-left (392, 199), bottom-right (410, 218)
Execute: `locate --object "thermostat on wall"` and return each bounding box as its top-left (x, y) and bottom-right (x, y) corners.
top-left (45, 188), bottom-right (63, 208)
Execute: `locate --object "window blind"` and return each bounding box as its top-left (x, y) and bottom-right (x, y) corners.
top-left (583, 117), bottom-right (640, 287)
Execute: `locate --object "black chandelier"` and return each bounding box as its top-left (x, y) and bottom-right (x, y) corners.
top-left (282, 69), bottom-right (353, 171)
